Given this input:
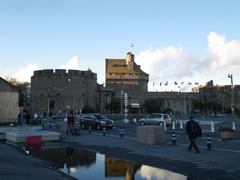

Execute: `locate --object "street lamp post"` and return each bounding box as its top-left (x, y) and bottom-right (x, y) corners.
top-left (67, 78), bottom-right (71, 110)
top-left (179, 87), bottom-right (186, 119)
top-left (228, 74), bottom-right (234, 114)
top-left (183, 92), bottom-right (186, 119)
top-left (120, 90), bottom-right (123, 115)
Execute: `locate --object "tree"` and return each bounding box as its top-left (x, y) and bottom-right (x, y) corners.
top-left (6, 77), bottom-right (31, 107)
top-left (82, 105), bottom-right (95, 113)
top-left (142, 98), bottom-right (162, 113)
top-left (105, 97), bottom-right (120, 114)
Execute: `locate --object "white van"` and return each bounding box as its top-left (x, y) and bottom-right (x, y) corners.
top-left (139, 113), bottom-right (172, 126)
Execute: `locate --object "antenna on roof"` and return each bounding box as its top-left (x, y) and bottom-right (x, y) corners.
top-left (130, 42), bottom-right (134, 53)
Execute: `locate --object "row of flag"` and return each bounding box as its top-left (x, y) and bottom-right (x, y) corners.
top-left (152, 81), bottom-right (199, 86)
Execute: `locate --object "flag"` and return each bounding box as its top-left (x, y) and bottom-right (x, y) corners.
top-left (174, 81), bottom-right (178, 85)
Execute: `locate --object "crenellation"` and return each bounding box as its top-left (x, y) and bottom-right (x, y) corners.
top-left (31, 68), bottom-right (99, 115)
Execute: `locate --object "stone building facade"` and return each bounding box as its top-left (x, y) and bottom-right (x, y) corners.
top-left (105, 52), bottom-right (149, 94)
top-left (197, 80), bottom-right (240, 114)
top-left (102, 52), bottom-right (149, 113)
top-left (0, 77), bottom-right (19, 123)
top-left (31, 69), bottom-right (99, 115)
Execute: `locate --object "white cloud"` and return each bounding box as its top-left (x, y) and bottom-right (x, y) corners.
top-left (10, 56), bottom-right (80, 83)
top-left (59, 56), bottom-right (80, 70)
top-left (206, 32), bottom-right (240, 73)
top-left (135, 47), bottom-right (185, 81)
top-left (135, 32), bottom-right (240, 91)
top-left (12, 64), bottom-right (40, 82)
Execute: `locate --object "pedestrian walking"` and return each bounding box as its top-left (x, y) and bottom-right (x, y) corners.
top-left (67, 110), bottom-right (80, 136)
top-left (185, 116), bottom-right (202, 153)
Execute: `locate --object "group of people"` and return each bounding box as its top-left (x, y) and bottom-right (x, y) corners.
top-left (18, 109), bottom-right (202, 153)
top-left (17, 110), bottom-right (44, 126)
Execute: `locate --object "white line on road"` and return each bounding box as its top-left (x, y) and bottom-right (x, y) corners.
top-left (82, 131), bottom-right (240, 153)
top-left (175, 143), bottom-right (240, 153)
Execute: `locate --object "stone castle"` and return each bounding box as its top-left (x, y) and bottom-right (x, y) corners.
top-left (31, 52), bottom-right (240, 117)
top-left (31, 69), bottom-right (99, 115)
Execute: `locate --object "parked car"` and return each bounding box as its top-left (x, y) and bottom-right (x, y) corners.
top-left (139, 113), bottom-right (172, 126)
top-left (79, 113), bottom-right (113, 130)
top-left (52, 112), bottom-right (67, 121)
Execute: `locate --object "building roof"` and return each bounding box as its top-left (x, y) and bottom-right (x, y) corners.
top-left (106, 59), bottom-right (148, 75)
top-left (0, 77), bottom-right (18, 92)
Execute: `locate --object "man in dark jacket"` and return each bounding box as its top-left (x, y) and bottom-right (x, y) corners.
top-left (185, 116), bottom-right (202, 153)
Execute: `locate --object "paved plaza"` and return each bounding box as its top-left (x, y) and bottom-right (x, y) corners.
top-left (0, 117), bottom-right (240, 179)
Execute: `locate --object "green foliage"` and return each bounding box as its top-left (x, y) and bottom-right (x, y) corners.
top-left (193, 100), bottom-right (221, 111)
top-left (105, 97), bottom-right (120, 113)
top-left (31, 120), bottom-right (42, 126)
top-left (235, 108), bottom-right (240, 116)
top-left (142, 98), bottom-right (162, 113)
top-left (164, 108), bottom-right (173, 114)
top-left (6, 77), bottom-right (31, 107)
top-left (224, 107), bottom-right (232, 114)
top-left (82, 105), bottom-right (95, 113)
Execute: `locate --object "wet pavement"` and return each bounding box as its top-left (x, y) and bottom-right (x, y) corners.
top-left (0, 119), bottom-right (240, 179)
top-left (0, 142), bottom-right (72, 180)
top-left (27, 147), bottom-right (187, 180)
top-left (60, 130), bottom-right (240, 180)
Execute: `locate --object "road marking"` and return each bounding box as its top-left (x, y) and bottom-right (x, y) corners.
top-left (80, 131), bottom-right (240, 153)
top-left (170, 142), bottom-right (240, 153)
top-left (82, 131), bottom-right (136, 140)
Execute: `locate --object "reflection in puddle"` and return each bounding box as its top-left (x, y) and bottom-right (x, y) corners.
top-left (138, 165), bottom-right (187, 180)
top-left (25, 147), bottom-right (187, 180)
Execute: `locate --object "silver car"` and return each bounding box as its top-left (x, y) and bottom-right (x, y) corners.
top-left (139, 113), bottom-right (172, 126)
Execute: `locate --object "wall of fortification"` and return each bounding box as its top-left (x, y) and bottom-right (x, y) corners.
top-left (31, 69), bottom-right (99, 114)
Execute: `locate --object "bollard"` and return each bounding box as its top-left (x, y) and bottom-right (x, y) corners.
top-left (207, 134), bottom-right (212, 150)
top-left (172, 121), bottom-right (176, 130)
top-left (180, 120), bottom-right (183, 129)
top-left (232, 122), bottom-right (236, 131)
top-left (164, 122), bottom-right (167, 131)
top-left (120, 129), bottom-right (124, 138)
top-left (211, 121), bottom-right (215, 133)
top-left (103, 127), bottom-right (106, 136)
top-left (172, 132), bottom-right (176, 145)
top-left (88, 126), bottom-right (92, 134)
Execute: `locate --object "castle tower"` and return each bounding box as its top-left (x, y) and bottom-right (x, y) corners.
top-left (126, 52), bottom-right (134, 70)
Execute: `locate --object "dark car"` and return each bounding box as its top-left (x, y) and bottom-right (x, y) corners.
top-left (79, 113), bottom-right (113, 130)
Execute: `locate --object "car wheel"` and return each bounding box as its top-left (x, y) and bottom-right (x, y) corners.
top-left (159, 122), bottom-right (164, 127)
top-left (139, 121), bottom-right (145, 126)
top-left (96, 124), bottom-right (101, 130)
top-left (81, 123), bottom-right (86, 129)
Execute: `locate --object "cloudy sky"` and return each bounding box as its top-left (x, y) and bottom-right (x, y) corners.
top-left (1, 0), bottom-right (240, 91)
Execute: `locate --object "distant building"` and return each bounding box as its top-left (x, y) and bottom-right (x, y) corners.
top-left (105, 52), bottom-right (149, 93)
top-left (197, 80), bottom-right (240, 114)
top-left (0, 77), bottom-right (19, 123)
top-left (103, 52), bottom-right (149, 113)
top-left (31, 69), bottom-right (99, 115)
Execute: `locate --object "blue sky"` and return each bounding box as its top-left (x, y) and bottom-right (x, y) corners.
top-left (1, 0), bottom-right (240, 91)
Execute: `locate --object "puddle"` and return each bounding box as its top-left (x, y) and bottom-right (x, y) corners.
top-left (23, 146), bottom-right (187, 180)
